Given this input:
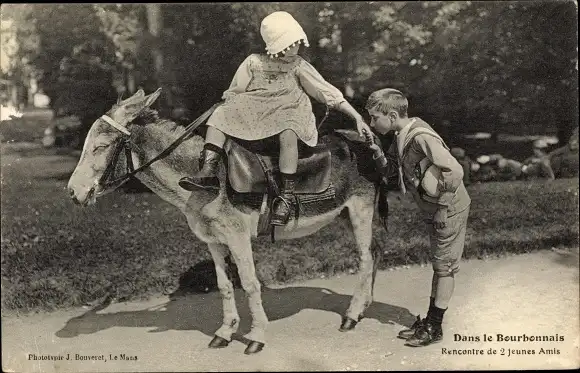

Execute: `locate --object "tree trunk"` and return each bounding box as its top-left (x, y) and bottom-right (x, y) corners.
top-left (145, 4), bottom-right (171, 112)
top-left (340, 18), bottom-right (352, 96)
top-left (127, 70), bottom-right (136, 95)
top-left (555, 81), bottom-right (578, 146)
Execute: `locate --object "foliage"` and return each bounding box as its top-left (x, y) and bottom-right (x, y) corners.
top-left (51, 42), bottom-right (118, 120)
top-left (1, 4), bottom-right (120, 143)
top-left (2, 5), bottom-right (109, 89)
top-left (93, 4), bottom-right (144, 71)
top-left (1, 2), bottom-right (578, 143)
top-left (425, 1), bottom-right (577, 139)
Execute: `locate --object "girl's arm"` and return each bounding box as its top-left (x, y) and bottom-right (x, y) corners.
top-left (222, 55), bottom-right (254, 100)
top-left (297, 59), bottom-right (371, 136)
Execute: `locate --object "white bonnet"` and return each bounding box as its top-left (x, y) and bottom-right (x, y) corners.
top-left (260, 11), bottom-right (310, 58)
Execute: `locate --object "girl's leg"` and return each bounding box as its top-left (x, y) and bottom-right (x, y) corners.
top-left (178, 126), bottom-right (227, 191)
top-left (278, 130), bottom-right (298, 174)
top-left (206, 126), bottom-right (227, 148)
top-left (271, 130), bottom-right (298, 226)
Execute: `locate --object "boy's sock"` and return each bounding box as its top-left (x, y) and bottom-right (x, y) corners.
top-left (422, 296), bottom-right (435, 319)
top-left (426, 304), bottom-right (446, 328)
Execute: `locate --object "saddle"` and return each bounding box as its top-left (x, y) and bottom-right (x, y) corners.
top-left (220, 130), bottom-right (383, 239)
top-left (221, 134), bottom-right (354, 240)
top-left (224, 138), bottom-right (332, 195)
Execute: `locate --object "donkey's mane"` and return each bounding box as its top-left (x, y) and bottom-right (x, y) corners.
top-left (132, 108), bottom-right (186, 135)
top-left (129, 108), bottom-right (205, 171)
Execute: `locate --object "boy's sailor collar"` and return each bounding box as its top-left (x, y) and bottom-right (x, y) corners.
top-left (394, 117), bottom-right (417, 137)
top-left (396, 117), bottom-right (417, 160)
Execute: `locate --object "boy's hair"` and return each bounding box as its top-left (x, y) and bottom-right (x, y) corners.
top-left (365, 88), bottom-right (408, 117)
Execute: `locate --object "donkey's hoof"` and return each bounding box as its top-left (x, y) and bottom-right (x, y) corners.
top-left (244, 341), bottom-right (265, 355)
top-left (339, 316), bottom-right (358, 332)
top-left (208, 335), bottom-right (230, 348)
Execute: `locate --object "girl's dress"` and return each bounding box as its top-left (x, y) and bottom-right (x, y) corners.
top-left (206, 53), bottom-right (346, 147)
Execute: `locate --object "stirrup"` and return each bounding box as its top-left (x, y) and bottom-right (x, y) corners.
top-left (271, 196), bottom-right (293, 226)
top-left (273, 195), bottom-right (292, 209)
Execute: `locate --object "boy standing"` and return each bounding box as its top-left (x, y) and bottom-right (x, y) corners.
top-left (364, 88), bottom-right (471, 347)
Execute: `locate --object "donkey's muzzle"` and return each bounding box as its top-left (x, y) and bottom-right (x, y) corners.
top-left (68, 188), bottom-right (82, 205)
top-left (70, 193), bottom-right (81, 205)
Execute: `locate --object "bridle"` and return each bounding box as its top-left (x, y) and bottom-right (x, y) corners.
top-left (95, 102), bottom-right (222, 194)
top-left (96, 131), bottom-right (135, 192)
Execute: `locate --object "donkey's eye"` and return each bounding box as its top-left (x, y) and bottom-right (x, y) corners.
top-left (93, 144), bottom-right (109, 152)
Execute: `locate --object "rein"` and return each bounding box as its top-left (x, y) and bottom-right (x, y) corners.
top-left (317, 104), bottom-right (330, 130)
top-left (98, 102), bottom-right (222, 191)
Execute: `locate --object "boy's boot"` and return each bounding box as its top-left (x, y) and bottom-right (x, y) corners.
top-left (405, 302), bottom-right (445, 347)
top-left (398, 297), bottom-right (434, 340)
top-left (271, 172), bottom-right (297, 226)
top-left (398, 315), bottom-right (426, 340)
top-left (178, 143), bottom-right (224, 191)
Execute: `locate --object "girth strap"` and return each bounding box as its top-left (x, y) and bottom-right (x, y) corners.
top-left (125, 142), bottom-right (135, 173)
top-left (255, 154), bottom-right (279, 197)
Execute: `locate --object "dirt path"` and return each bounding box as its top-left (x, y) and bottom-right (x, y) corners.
top-left (2, 250), bottom-right (578, 372)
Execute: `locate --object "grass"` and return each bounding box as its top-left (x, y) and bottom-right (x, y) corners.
top-left (0, 114), bottom-right (53, 143)
top-left (1, 143), bottom-right (578, 314)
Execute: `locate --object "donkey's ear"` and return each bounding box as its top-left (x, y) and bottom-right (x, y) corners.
top-left (119, 89), bottom-right (146, 105)
top-left (122, 88), bottom-right (162, 116)
top-left (144, 88), bottom-right (162, 107)
top-left (134, 89), bottom-right (146, 98)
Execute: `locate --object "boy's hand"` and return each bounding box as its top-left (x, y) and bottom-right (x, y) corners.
top-left (433, 207), bottom-right (448, 229)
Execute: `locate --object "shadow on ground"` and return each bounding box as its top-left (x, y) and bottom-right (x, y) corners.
top-left (55, 260), bottom-right (415, 340)
top-left (550, 247), bottom-right (579, 280)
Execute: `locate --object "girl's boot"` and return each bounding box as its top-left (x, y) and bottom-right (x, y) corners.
top-left (178, 143), bottom-right (224, 191)
top-left (271, 172), bottom-right (297, 226)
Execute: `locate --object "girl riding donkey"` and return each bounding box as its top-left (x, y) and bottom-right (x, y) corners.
top-left (178, 11), bottom-right (371, 226)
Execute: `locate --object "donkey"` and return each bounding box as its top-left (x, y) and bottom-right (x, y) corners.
top-left (67, 88), bottom-right (384, 355)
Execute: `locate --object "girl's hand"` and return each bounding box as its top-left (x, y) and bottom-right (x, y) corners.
top-left (364, 129), bottom-right (381, 153)
top-left (356, 119), bottom-right (372, 139)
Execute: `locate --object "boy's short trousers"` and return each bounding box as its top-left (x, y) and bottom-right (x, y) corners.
top-left (424, 206), bottom-right (470, 277)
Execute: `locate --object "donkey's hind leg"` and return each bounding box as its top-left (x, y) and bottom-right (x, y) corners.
top-left (207, 243), bottom-right (240, 348)
top-left (340, 194), bottom-right (376, 332)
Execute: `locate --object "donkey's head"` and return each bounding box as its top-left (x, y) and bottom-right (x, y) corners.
top-left (67, 88), bottom-right (161, 205)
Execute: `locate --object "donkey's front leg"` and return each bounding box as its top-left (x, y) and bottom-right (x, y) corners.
top-left (341, 195), bottom-right (376, 332)
top-left (207, 243), bottom-right (240, 348)
top-left (228, 237), bottom-right (268, 354)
